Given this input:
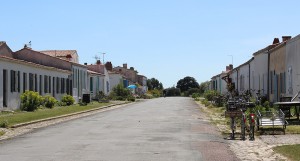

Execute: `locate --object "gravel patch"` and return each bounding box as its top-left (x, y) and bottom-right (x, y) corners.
top-left (197, 102), bottom-right (290, 161)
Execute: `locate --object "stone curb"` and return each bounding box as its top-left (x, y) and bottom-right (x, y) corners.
top-left (11, 102), bottom-right (131, 128)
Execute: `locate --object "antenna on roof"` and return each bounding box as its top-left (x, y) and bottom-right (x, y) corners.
top-left (24, 41), bottom-right (31, 48)
top-left (93, 54), bottom-right (100, 60)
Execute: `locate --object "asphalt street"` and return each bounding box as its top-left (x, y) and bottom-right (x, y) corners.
top-left (0, 97), bottom-right (238, 161)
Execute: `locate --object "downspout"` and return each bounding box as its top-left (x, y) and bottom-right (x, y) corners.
top-left (237, 69), bottom-right (239, 92)
top-left (249, 62), bottom-right (251, 90)
top-left (267, 49), bottom-right (270, 101)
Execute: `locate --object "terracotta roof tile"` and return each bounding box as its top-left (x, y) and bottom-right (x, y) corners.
top-left (39, 50), bottom-right (77, 57)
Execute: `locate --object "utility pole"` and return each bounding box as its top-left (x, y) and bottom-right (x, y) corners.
top-left (102, 52), bottom-right (106, 64)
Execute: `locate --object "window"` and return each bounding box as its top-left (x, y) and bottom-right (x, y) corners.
top-left (66, 78), bottom-right (70, 95)
top-left (44, 75), bottom-right (48, 93)
top-left (10, 70), bottom-right (17, 92)
top-left (56, 77), bottom-right (60, 94)
top-left (17, 71), bottom-right (20, 92)
top-left (39, 75), bottom-right (42, 95)
top-left (34, 74), bottom-right (38, 92)
top-left (23, 73), bottom-right (27, 92)
top-left (270, 71), bottom-right (273, 94)
top-left (61, 78), bottom-right (65, 93)
top-left (29, 73), bottom-right (34, 91)
top-left (90, 77), bottom-right (93, 92)
top-left (49, 76), bottom-right (51, 93)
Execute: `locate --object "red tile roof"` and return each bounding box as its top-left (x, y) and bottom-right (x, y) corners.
top-left (39, 50), bottom-right (77, 57)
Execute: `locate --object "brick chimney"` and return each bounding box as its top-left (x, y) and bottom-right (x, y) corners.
top-left (273, 38), bottom-right (280, 44)
top-left (123, 63), bottom-right (127, 69)
top-left (282, 36), bottom-right (292, 42)
top-left (229, 64), bottom-right (233, 70)
top-left (105, 61), bottom-right (113, 71)
top-left (96, 60), bottom-right (101, 65)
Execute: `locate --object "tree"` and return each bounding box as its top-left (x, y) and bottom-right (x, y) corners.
top-left (147, 78), bottom-right (163, 90)
top-left (176, 76), bottom-right (199, 92)
top-left (199, 81), bottom-right (210, 94)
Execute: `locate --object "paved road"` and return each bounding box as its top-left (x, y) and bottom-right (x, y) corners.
top-left (0, 97), bottom-right (238, 161)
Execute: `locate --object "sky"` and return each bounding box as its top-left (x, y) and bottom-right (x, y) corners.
top-left (1, 1), bottom-right (300, 88)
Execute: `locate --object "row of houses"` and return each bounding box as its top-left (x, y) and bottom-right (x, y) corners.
top-left (210, 34), bottom-right (300, 103)
top-left (0, 42), bottom-right (148, 110)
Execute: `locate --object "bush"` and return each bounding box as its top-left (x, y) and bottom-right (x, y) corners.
top-left (109, 84), bottom-right (131, 100)
top-left (0, 120), bottom-right (8, 128)
top-left (148, 89), bottom-right (162, 98)
top-left (61, 95), bottom-right (75, 106)
top-left (165, 87), bottom-right (181, 97)
top-left (185, 88), bottom-right (201, 97)
top-left (20, 90), bottom-right (42, 111)
top-left (192, 93), bottom-right (201, 100)
top-left (42, 95), bottom-right (57, 109)
top-left (127, 95), bottom-right (136, 102)
top-left (204, 90), bottom-right (219, 101)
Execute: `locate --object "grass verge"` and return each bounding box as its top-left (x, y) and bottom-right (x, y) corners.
top-left (0, 130), bottom-right (5, 136)
top-left (0, 101), bottom-right (115, 127)
top-left (273, 144), bottom-right (300, 161)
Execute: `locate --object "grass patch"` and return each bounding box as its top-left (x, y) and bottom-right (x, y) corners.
top-left (0, 130), bottom-right (5, 136)
top-left (0, 101), bottom-right (114, 127)
top-left (273, 144), bottom-right (300, 161)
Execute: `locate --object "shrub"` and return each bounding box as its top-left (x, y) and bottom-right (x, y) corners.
top-left (0, 120), bottom-right (9, 128)
top-left (109, 84), bottom-right (131, 100)
top-left (127, 95), bottom-right (136, 102)
top-left (192, 93), bottom-right (200, 100)
top-left (61, 95), bottom-right (75, 106)
top-left (204, 90), bottom-right (219, 101)
top-left (148, 89), bottom-right (162, 98)
top-left (42, 95), bottom-right (57, 109)
top-left (185, 88), bottom-right (201, 97)
top-left (164, 87), bottom-right (181, 97)
top-left (20, 90), bottom-right (42, 111)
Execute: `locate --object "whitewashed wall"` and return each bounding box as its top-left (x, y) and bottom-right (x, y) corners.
top-left (286, 35), bottom-right (300, 98)
top-left (0, 58), bottom-right (70, 110)
top-left (252, 52), bottom-right (268, 95)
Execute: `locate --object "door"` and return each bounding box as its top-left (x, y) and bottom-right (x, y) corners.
top-left (3, 70), bottom-right (7, 107)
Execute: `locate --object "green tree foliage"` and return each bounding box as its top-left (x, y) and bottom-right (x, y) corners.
top-left (61, 95), bottom-right (75, 106)
top-left (165, 87), bottom-right (181, 96)
top-left (147, 78), bottom-right (163, 90)
top-left (176, 76), bottom-right (200, 92)
top-left (199, 81), bottom-right (210, 94)
top-left (20, 90), bottom-right (42, 111)
top-left (184, 88), bottom-right (201, 96)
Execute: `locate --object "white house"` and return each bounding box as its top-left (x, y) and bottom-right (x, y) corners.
top-left (286, 34), bottom-right (300, 98)
top-left (0, 42), bottom-right (71, 110)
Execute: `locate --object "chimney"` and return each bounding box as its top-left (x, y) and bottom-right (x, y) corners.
top-left (84, 63), bottom-right (87, 65)
top-left (96, 60), bottom-right (101, 65)
top-left (123, 63), bottom-right (127, 69)
top-left (272, 38), bottom-right (280, 44)
top-left (105, 61), bottom-right (113, 71)
top-left (226, 66), bottom-right (230, 71)
top-left (229, 64), bottom-right (233, 70)
top-left (282, 36), bottom-right (292, 42)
